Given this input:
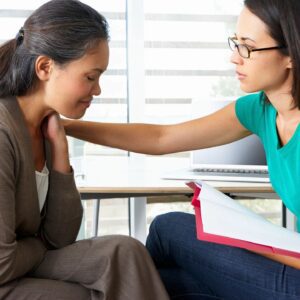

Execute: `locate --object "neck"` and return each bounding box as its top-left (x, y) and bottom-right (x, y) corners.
top-left (17, 92), bottom-right (53, 132)
top-left (264, 70), bottom-right (300, 120)
top-left (264, 74), bottom-right (300, 123)
top-left (265, 92), bottom-right (300, 136)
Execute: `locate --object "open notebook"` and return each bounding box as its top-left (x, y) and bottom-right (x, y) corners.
top-left (162, 100), bottom-right (269, 183)
top-left (189, 181), bottom-right (300, 258)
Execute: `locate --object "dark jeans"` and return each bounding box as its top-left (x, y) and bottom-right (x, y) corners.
top-left (146, 212), bottom-right (300, 300)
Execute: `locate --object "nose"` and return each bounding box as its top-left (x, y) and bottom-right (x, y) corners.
top-left (230, 48), bottom-right (243, 65)
top-left (93, 82), bottom-right (101, 96)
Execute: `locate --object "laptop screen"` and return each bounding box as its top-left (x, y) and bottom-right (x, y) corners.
top-left (191, 134), bottom-right (266, 167)
top-left (190, 100), bottom-right (267, 167)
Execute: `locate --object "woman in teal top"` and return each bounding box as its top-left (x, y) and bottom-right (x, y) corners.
top-left (64, 0), bottom-right (300, 298)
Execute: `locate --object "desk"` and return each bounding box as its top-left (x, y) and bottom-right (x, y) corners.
top-left (71, 155), bottom-right (291, 243)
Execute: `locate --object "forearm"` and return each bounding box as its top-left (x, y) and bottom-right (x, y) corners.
top-left (64, 120), bottom-right (169, 155)
top-left (63, 103), bottom-right (248, 155)
top-left (40, 166), bottom-right (83, 249)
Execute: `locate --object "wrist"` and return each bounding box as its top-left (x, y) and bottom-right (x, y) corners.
top-left (61, 119), bottom-right (72, 134)
top-left (49, 133), bottom-right (68, 150)
top-left (50, 139), bottom-right (71, 174)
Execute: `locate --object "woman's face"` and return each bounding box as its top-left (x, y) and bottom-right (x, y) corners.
top-left (44, 40), bottom-right (109, 119)
top-left (230, 7), bottom-right (292, 95)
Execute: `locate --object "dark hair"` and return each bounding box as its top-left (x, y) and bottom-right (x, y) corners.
top-left (244, 0), bottom-right (300, 109)
top-left (0, 0), bottom-right (109, 97)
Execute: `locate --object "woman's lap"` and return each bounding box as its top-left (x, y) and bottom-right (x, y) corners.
top-left (1, 277), bottom-right (90, 300)
top-left (1, 235), bottom-right (168, 300)
top-left (146, 212), bottom-right (300, 300)
top-left (31, 235), bottom-right (168, 300)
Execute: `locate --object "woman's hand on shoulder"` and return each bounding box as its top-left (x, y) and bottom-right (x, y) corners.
top-left (43, 113), bottom-right (71, 173)
top-left (43, 113), bottom-right (67, 148)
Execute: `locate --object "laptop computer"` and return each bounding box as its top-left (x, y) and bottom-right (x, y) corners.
top-left (162, 100), bottom-right (270, 183)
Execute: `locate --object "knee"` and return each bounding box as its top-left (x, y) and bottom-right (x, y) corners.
top-left (147, 212), bottom-right (195, 250)
top-left (150, 212), bottom-right (191, 233)
top-left (112, 235), bottom-right (147, 256)
top-left (87, 235), bottom-right (147, 260)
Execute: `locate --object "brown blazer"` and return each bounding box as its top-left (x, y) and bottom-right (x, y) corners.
top-left (0, 96), bottom-right (83, 286)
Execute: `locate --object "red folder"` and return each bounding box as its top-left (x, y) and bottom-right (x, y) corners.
top-left (188, 181), bottom-right (300, 259)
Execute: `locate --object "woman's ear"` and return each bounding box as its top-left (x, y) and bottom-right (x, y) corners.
top-left (286, 57), bottom-right (292, 69)
top-left (35, 55), bottom-right (53, 81)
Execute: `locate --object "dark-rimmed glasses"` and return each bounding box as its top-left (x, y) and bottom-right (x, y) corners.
top-left (228, 37), bottom-right (286, 59)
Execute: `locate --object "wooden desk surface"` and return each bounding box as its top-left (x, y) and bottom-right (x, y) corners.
top-left (72, 155), bottom-right (274, 196)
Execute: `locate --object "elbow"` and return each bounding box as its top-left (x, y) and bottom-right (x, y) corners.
top-left (143, 149), bottom-right (169, 155)
top-left (40, 214), bottom-right (83, 249)
top-left (152, 149), bottom-right (172, 155)
top-left (146, 130), bottom-right (172, 155)
top-left (0, 249), bottom-right (18, 285)
top-left (0, 263), bottom-right (12, 286)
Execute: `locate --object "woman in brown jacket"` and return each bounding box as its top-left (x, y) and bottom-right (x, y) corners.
top-left (0, 1), bottom-right (169, 299)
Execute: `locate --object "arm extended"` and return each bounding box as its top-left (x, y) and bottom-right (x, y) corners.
top-left (64, 102), bottom-right (250, 155)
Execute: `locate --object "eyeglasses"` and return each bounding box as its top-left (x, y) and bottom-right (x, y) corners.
top-left (228, 37), bottom-right (286, 59)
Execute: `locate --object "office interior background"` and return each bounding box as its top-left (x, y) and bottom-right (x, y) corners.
top-left (0, 0), bottom-right (281, 239)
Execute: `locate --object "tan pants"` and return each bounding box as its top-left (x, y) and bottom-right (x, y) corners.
top-left (0, 236), bottom-right (169, 300)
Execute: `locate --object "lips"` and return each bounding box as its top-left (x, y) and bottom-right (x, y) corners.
top-left (80, 98), bottom-right (93, 104)
top-left (79, 99), bottom-right (92, 108)
top-left (236, 71), bottom-right (246, 80)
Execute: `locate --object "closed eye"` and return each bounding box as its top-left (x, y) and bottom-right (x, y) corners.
top-left (244, 43), bottom-right (255, 50)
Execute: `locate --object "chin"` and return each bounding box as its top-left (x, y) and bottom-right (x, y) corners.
top-left (61, 110), bottom-right (86, 120)
top-left (240, 83), bottom-right (260, 94)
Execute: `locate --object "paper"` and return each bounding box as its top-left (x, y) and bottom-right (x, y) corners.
top-left (188, 181), bottom-right (300, 258)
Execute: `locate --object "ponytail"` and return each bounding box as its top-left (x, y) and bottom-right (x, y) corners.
top-left (0, 29), bottom-right (38, 98)
top-left (0, 39), bottom-right (18, 97)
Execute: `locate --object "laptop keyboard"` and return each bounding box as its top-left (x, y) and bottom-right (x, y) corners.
top-left (192, 167), bottom-right (269, 178)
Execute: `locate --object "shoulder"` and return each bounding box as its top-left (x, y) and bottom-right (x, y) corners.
top-left (235, 92), bottom-right (267, 135)
top-left (0, 96), bottom-right (25, 136)
top-left (0, 97), bottom-right (22, 153)
top-left (0, 99), bottom-right (13, 136)
top-left (0, 97), bottom-right (17, 125)
top-left (0, 122), bottom-right (15, 156)
top-left (236, 92), bottom-right (264, 107)
top-left (235, 91), bottom-right (267, 112)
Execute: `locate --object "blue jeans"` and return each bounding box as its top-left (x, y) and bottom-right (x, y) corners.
top-left (146, 212), bottom-right (300, 300)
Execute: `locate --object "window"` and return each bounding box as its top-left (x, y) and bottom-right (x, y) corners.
top-left (143, 0), bottom-right (244, 133)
